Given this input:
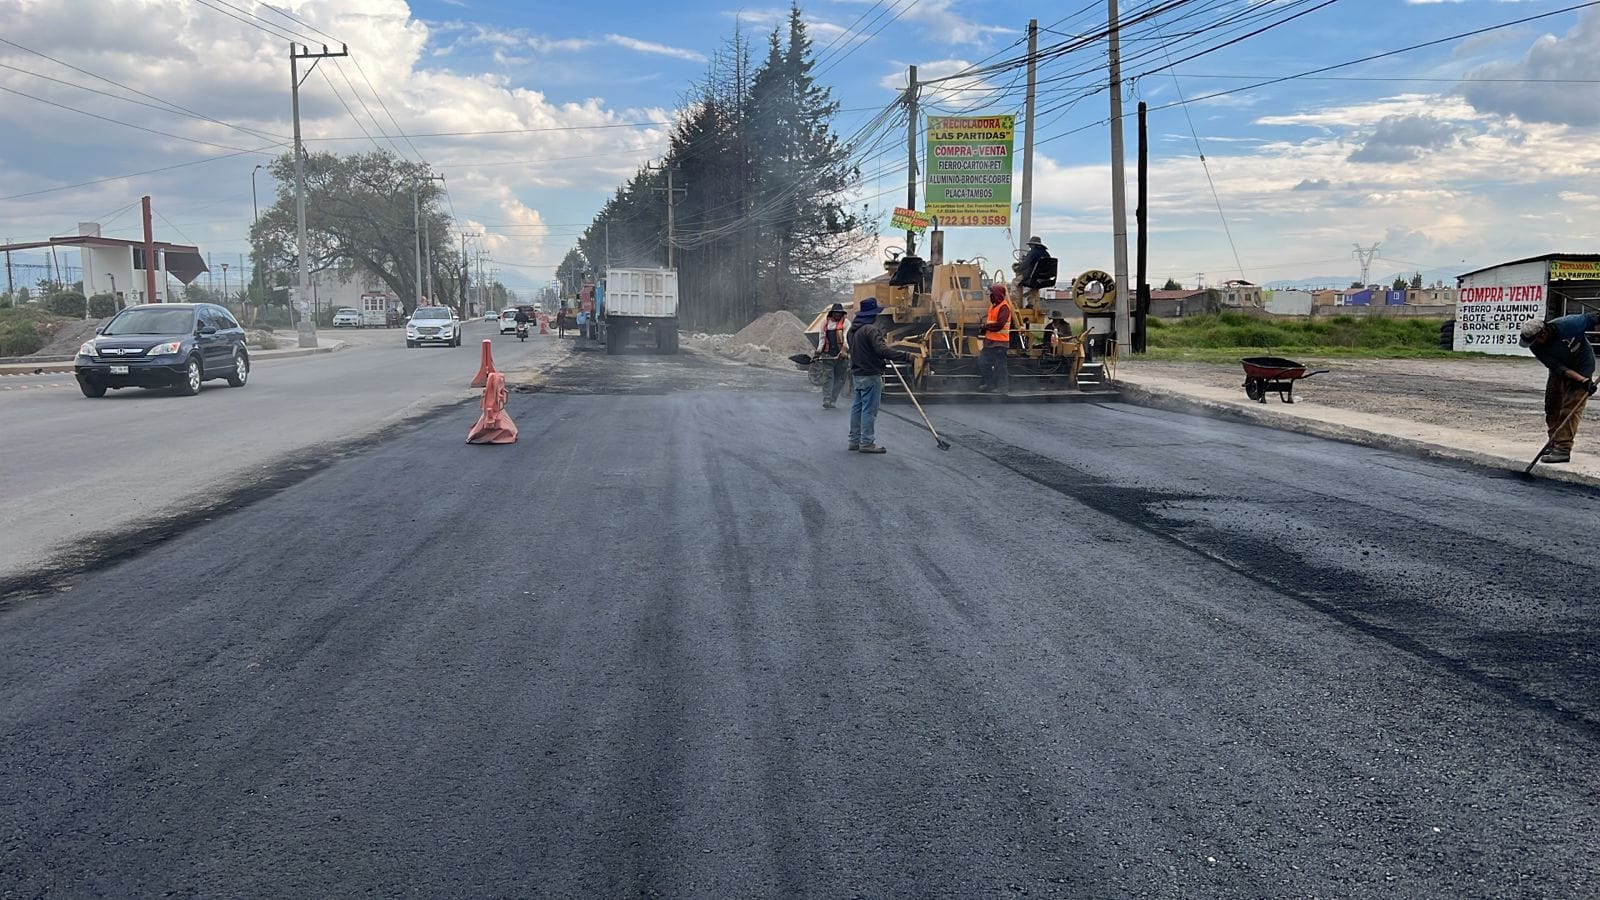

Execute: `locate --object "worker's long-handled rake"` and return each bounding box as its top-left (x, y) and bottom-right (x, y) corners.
top-left (1522, 392), bottom-right (1590, 478)
top-left (891, 363), bottom-right (951, 451)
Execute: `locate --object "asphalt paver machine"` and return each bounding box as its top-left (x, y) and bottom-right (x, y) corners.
top-left (805, 249), bottom-right (1117, 397)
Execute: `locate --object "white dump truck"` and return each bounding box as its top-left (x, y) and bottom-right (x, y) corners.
top-left (602, 267), bottom-right (679, 355)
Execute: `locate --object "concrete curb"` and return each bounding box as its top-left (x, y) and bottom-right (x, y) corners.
top-left (0, 341), bottom-right (347, 376)
top-left (1116, 379), bottom-right (1600, 492)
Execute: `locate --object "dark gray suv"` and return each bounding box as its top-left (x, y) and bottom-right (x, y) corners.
top-left (74, 303), bottom-right (250, 398)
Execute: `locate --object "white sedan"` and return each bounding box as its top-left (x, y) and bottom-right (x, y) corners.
top-left (331, 308), bottom-right (363, 328)
top-left (498, 309), bottom-right (521, 334)
top-left (482, 311), bottom-right (497, 321)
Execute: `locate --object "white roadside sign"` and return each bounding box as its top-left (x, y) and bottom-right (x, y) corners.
top-left (1454, 261), bottom-right (1546, 356)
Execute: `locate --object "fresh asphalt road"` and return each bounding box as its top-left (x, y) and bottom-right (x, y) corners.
top-left (0, 320), bottom-right (564, 583)
top-left (2, 350), bottom-right (1598, 897)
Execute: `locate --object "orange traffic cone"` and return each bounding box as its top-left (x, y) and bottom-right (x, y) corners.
top-left (467, 371), bottom-right (517, 444)
top-left (470, 338), bottom-right (497, 388)
top-left (538, 314), bottom-right (548, 335)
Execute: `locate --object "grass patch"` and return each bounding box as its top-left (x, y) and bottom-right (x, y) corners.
top-left (1142, 312), bottom-right (1464, 361)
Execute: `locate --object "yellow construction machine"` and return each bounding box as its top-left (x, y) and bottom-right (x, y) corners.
top-left (805, 249), bottom-right (1116, 395)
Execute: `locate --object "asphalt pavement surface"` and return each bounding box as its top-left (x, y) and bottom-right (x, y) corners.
top-left (0, 320), bottom-right (564, 585)
top-left (2, 347), bottom-right (1597, 897)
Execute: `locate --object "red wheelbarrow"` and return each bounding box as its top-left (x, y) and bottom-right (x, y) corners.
top-left (1240, 356), bottom-right (1328, 403)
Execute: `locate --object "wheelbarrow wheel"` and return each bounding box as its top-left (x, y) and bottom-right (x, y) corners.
top-left (1244, 377), bottom-right (1265, 402)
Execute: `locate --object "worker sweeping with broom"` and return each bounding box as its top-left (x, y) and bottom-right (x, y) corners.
top-left (846, 299), bottom-right (911, 454)
top-left (1521, 310), bottom-right (1600, 465)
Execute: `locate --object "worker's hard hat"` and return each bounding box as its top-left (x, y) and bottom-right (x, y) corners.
top-left (1519, 318), bottom-right (1547, 347)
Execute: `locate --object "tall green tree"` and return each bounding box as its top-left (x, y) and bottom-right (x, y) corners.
top-left (251, 150), bottom-right (456, 311)
top-left (561, 3), bottom-right (864, 331)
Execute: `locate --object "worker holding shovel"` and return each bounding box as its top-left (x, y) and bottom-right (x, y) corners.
top-left (1521, 311), bottom-right (1600, 464)
top-left (817, 303), bottom-right (850, 410)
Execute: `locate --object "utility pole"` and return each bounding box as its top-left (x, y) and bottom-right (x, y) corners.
top-left (252, 165), bottom-right (266, 322)
top-left (1107, 0), bottom-right (1132, 353)
top-left (5, 241), bottom-right (13, 300)
top-left (412, 172), bottom-right (445, 306)
top-left (604, 220), bottom-right (610, 275)
top-left (651, 164), bottom-right (685, 268)
top-left (905, 64), bottom-right (919, 257)
top-left (1353, 242), bottom-right (1380, 286)
top-left (1134, 101), bottom-right (1149, 354)
top-left (291, 42), bottom-right (346, 347)
top-left (141, 196), bottom-right (157, 303)
top-left (458, 231), bottom-right (480, 312)
top-left (1018, 21), bottom-right (1038, 244)
top-left (220, 261), bottom-right (229, 305)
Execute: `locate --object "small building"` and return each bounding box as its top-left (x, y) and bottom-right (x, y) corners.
top-left (1218, 279), bottom-right (1262, 307)
top-left (1340, 288), bottom-right (1374, 306)
top-left (1148, 288), bottom-right (1205, 318)
top-left (1454, 252), bottom-right (1600, 355)
top-left (0, 223), bottom-right (207, 306)
top-left (1312, 289), bottom-right (1339, 306)
top-left (1407, 286), bottom-right (1457, 305)
top-left (1265, 289), bottom-right (1313, 316)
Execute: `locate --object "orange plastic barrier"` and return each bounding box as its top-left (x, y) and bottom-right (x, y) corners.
top-left (538, 314), bottom-right (549, 335)
top-left (466, 371), bottom-right (518, 444)
top-left (470, 339), bottom-right (497, 388)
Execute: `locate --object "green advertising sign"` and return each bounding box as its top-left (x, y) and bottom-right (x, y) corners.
top-left (924, 114), bottom-right (1014, 227)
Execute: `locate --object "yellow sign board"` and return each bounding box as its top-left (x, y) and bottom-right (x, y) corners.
top-left (1549, 259), bottom-right (1600, 280)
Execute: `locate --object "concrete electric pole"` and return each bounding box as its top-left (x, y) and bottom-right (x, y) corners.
top-left (650, 164), bottom-right (685, 268)
top-left (1107, 0), bottom-right (1133, 354)
top-left (905, 65), bottom-right (919, 257)
top-left (1018, 21), bottom-right (1038, 246)
top-left (290, 42), bottom-right (347, 347)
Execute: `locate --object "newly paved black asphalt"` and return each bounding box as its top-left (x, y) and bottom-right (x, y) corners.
top-left (3, 350), bottom-right (1597, 897)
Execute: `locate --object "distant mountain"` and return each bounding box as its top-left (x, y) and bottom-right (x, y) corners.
top-left (1263, 275), bottom-right (1358, 291)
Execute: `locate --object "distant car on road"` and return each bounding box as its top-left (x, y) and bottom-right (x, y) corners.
top-left (499, 309), bottom-right (520, 334)
top-left (482, 311), bottom-right (497, 322)
top-left (74, 303), bottom-right (249, 398)
top-left (332, 307), bottom-right (363, 328)
top-left (406, 306), bottom-right (462, 347)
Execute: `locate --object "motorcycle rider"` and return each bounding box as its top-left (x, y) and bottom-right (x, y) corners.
top-left (513, 307), bottom-right (531, 337)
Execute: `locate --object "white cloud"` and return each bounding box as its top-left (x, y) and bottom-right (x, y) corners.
top-left (0, 0), bottom-right (672, 284)
top-left (603, 34), bottom-right (706, 62)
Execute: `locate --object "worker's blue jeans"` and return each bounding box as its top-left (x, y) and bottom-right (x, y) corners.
top-left (848, 375), bottom-right (883, 446)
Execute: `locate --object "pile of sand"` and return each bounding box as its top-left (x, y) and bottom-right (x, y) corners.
top-left (726, 310), bottom-right (813, 358)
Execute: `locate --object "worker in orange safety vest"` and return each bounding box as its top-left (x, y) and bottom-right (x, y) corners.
top-left (979, 283), bottom-right (1011, 394)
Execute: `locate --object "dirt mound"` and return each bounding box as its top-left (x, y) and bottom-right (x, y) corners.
top-left (728, 311), bottom-right (813, 358)
top-left (34, 318), bottom-right (111, 357)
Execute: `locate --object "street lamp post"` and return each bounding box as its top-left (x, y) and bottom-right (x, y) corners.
top-left (252, 164), bottom-right (270, 328)
top-left (220, 262), bottom-right (229, 307)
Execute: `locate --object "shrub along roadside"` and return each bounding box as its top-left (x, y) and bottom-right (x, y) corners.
top-left (0, 307), bottom-right (69, 357)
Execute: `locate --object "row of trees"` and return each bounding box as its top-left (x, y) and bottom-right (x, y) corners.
top-left (559, 5), bottom-right (867, 331)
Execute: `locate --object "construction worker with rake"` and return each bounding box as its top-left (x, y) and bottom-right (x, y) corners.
top-left (1521, 310), bottom-right (1600, 463)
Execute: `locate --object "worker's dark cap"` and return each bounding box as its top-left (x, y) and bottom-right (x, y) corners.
top-left (827, 303), bottom-right (846, 314)
top-left (855, 299), bottom-right (882, 321)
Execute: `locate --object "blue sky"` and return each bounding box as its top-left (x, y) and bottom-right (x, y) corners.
top-left (4, 0), bottom-right (1600, 297)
